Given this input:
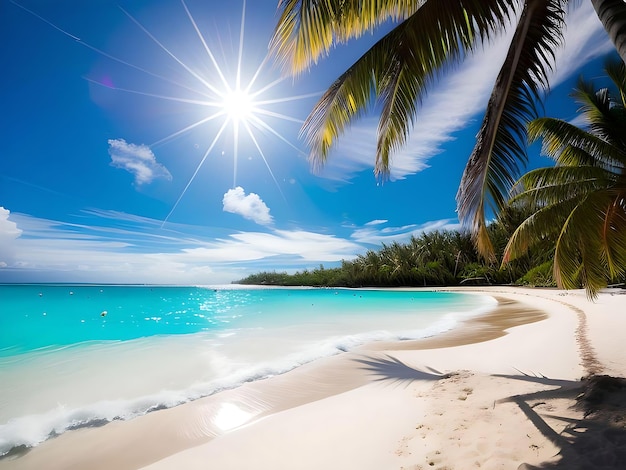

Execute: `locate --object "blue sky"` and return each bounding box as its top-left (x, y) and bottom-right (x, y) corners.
top-left (0, 0), bottom-right (615, 284)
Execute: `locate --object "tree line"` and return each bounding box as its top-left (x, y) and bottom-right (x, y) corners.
top-left (236, 205), bottom-right (554, 288)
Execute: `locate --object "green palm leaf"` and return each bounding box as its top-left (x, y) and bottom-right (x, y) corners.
top-left (573, 76), bottom-right (626, 153)
top-left (601, 191), bottom-right (626, 278)
top-left (503, 197), bottom-right (576, 260)
top-left (270, 0), bottom-right (422, 74)
top-left (299, 0), bottom-right (516, 174)
top-left (512, 166), bottom-right (617, 206)
top-left (505, 56), bottom-right (626, 297)
top-left (553, 192), bottom-right (614, 296)
top-left (528, 117), bottom-right (626, 169)
top-left (270, 0), bottom-right (516, 75)
top-left (457, 0), bottom-right (565, 260)
top-left (604, 58), bottom-right (626, 106)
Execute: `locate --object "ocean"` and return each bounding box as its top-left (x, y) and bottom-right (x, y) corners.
top-left (0, 284), bottom-right (496, 456)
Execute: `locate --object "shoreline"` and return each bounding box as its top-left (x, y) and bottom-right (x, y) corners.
top-left (2, 286), bottom-right (625, 469)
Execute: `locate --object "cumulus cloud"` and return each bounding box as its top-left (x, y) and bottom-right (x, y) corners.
top-left (0, 207), bottom-right (22, 237)
top-left (222, 186), bottom-right (273, 225)
top-left (0, 207), bottom-right (22, 266)
top-left (108, 138), bottom-right (172, 185)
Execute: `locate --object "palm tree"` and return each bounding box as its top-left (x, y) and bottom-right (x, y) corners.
top-left (269, 0), bottom-right (626, 259)
top-left (503, 57), bottom-right (626, 298)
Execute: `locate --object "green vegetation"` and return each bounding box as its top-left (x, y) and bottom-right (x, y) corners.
top-left (504, 58), bottom-right (626, 298)
top-left (236, 221), bottom-right (554, 288)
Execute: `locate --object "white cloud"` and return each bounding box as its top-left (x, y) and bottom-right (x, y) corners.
top-left (569, 113), bottom-right (590, 129)
top-left (365, 219), bottom-right (388, 226)
top-left (222, 186), bottom-right (273, 225)
top-left (317, 2), bottom-right (610, 183)
top-left (174, 230), bottom-right (361, 263)
top-left (0, 210), bottom-right (364, 284)
top-left (351, 219), bottom-right (461, 245)
top-left (108, 138), bottom-right (172, 185)
top-left (0, 210), bottom-right (470, 284)
top-left (0, 207), bottom-right (22, 237)
top-left (551, 3), bottom-right (613, 87)
top-left (0, 207), bottom-right (22, 266)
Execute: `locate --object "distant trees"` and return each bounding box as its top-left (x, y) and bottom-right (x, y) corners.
top-left (235, 224), bottom-right (554, 288)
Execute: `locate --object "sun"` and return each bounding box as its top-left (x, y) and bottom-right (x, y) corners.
top-left (222, 89), bottom-right (254, 123)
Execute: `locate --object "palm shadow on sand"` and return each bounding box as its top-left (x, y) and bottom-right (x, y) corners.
top-left (353, 356), bottom-right (626, 469)
top-left (496, 373), bottom-right (626, 470)
top-left (352, 354), bottom-right (446, 387)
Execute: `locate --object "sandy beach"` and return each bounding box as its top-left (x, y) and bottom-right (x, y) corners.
top-left (2, 286), bottom-right (625, 469)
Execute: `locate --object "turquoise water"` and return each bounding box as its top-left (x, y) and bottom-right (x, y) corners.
top-left (2, 285), bottom-right (254, 354)
top-left (1, 285), bottom-right (478, 354)
top-left (0, 284), bottom-right (496, 456)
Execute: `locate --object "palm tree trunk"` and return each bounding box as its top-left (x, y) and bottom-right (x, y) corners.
top-left (591, 0), bottom-right (626, 64)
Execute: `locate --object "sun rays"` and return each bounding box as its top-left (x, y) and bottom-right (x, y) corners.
top-left (116, 0), bottom-right (317, 226)
top-left (12, 0), bottom-right (318, 226)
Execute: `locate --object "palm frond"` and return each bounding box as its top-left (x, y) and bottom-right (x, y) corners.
top-left (553, 193), bottom-right (613, 298)
top-left (512, 165), bottom-right (616, 206)
top-left (457, 0), bottom-right (566, 260)
top-left (503, 198), bottom-right (577, 263)
top-left (601, 191), bottom-right (626, 278)
top-left (301, 0), bottom-right (516, 172)
top-left (270, 0), bottom-right (515, 75)
top-left (573, 78), bottom-right (611, 126)
top-left (604, 56), bottom-right (626, 106)
top-left (573, 76), bottom-right (626, 153)
top-left (528, 117), bottom-right (626, 169)
top-left (507, 172), bottom-right (625, 291)
top-left (269, 0), bottom-right (421, 75)
top-left (301, 57), bottom-right (377, 170)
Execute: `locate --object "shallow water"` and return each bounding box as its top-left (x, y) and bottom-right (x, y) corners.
top-left (0, 284), bottom-right (496, 456)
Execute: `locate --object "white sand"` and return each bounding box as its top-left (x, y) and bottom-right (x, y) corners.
top-left (3, 286), bottom-right (626, 470)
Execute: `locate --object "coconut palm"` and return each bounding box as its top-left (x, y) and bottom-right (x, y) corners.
top-left (269, 0), bottom-right (626, 260)
top-left (503, 57), bottom-right (626, 298)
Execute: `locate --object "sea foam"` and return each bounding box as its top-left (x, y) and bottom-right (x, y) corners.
top-left (0, 286), bottom-right (496, 456)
